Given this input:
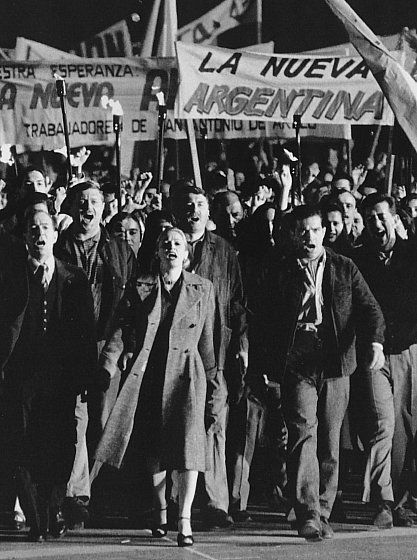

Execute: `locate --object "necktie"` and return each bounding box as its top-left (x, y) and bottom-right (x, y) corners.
top-left (35, 264), bottom-right (49, 293)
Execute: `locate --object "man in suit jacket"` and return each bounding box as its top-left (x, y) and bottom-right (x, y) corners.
top-left (0, 209), bottom-right (96, 541)
top-left (259, 205), bottom-right (385, 541)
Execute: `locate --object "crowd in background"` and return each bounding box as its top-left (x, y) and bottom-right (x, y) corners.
top-left (2, 134), bottom-right (417, 544)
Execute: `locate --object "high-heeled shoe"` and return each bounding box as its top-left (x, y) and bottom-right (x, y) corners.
top-left (177, 533), bottom-right (194, 547)
top-left (152, 507), bottom-right (168, 538)
top-left (177, 517), bottom-right (194, 547)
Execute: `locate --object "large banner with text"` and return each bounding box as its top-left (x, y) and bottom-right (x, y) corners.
top-left (0, 56), bottom-right (352, 150)
top-left (175, 41), bottom-right (395, 125)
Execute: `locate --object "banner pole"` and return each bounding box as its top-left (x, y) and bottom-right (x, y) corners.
top-left (256, 0), bottom-right (262, 44)
top-left (385, 123), bottom-right (395, 195)
top-left (113, 114), bottom-right (122, 217)
top-left (156, 100), bottom-right (167, 194)
top-left (293, 114), bottom-right (302, 203)
top-left (185, 120), bottom-right (202, 190)
top-left (55, 76), bottom-right (72, 186)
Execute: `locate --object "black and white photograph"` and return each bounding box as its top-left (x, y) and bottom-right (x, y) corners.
top-left (1, 1), bottom-right (417, 559)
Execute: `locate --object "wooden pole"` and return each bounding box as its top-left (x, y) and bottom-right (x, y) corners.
top-left (113, 114), bottom-right (122, 216)
top-left (185, 120), bottom-right (202, 190)
top-left (155, 103), bottom-right (167, 193)
top-left (385, 124), bottom-right (395, 195)
top-left (256, 0), bottom-right (262, 44)
top-left (293, 115), bottom-right (302, 202)
top-left (369, 124), bottom-right (382, 161)
top-left (55, 78), bottom-right (72, 186)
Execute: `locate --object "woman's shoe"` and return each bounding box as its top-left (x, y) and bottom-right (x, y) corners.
top-left (177, 533), bottom-right (194, 547)
top-left (152, 507), bottom-right (168, 538)
top-left (152, 524), bottom-right (168, 538)
top-left (177, 516), bottom-right (193, 547)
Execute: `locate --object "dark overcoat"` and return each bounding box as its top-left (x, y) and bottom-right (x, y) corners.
top-left (94, 270), bottom-right (217, 472)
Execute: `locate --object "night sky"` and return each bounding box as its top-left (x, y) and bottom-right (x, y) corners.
top-left (0, 0), bottom-right (416, 53)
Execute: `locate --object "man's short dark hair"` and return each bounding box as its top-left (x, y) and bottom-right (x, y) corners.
top-left (170, 181), bottom-right (207, 200)
top-left (290, 205), bottom-right (323, 229)
top-left (361, 192), bottom-right (396, 216)
top-left (332, 172), bottom-right (354, 188)
top-left (321, 199), bottom-right (344, 218)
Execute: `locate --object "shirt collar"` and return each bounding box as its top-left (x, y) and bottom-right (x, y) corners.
top-left (297, 247), bottom-right (326, 270)
top-left (27, 254), bottom-right (55, 277)
top-left (187, 231), bottom-right (205, 246)
top-left (75, 229), bottom-right (101, 244)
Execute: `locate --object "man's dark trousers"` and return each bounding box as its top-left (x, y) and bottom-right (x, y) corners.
top-left (282, 329), bottom-right (349, 523)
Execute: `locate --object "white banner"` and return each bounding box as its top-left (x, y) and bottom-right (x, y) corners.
top-left (177, 0), bottom-right (254, 45)
top-left (0, 56), bottom-right (350, 150)
top-left (15, 37), bottom-right (80, 61)
top-left (0, 57), bottom-right (177, 149)
top-left (70, 20), bottom-right (132, 58)
top-left (325, 0), bottom-right (417, 152)
top-left (175, 41), bottom-right (394, 125)
top-left (167, 118), bottom-right (351, 140)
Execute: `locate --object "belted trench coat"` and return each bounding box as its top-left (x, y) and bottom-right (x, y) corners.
top-left (94, 270), bottom-right (217, 472)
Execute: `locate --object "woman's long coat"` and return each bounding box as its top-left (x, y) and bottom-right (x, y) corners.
top-left (95, 270), bottom-right (217, 472)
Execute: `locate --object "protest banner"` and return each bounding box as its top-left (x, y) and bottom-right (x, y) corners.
top-left (177, 0), bottom-right (254, 45)
top-left (175, 41), bottom-right (395, 126)
top-left (70, 20), bottom-right (132, 58)
top-left (0, 56), bottom-right (352, 152)
top-left (15, 37), bottom-right (81, 61)
top-left (0, 57), bottom-right (178, 150)
top-left (325, 0), bottom-right (417, 153)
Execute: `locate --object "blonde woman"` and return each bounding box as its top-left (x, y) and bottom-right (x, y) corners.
top-left (94, 227), bottom-right (216, 547)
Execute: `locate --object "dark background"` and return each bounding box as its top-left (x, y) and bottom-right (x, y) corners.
top-left (0, 0), bottom-right (416, 53)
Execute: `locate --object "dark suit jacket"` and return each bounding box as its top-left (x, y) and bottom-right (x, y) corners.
top-left (257, 247), bottom-right (385, 382)
top-left (0, 247), bottom-right (97, 483)
top-left (0, 249), bottom-right (97, 392)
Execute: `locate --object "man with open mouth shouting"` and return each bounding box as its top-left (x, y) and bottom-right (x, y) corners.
top-left (256, 204), bottom-right (384, 541)
top-left (54, 180), bottom-right (136, 528)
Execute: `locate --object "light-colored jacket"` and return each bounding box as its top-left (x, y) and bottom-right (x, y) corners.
top-left (94, 270), bottom-right (216, 472)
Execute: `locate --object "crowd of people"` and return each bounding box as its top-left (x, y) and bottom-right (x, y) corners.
top-left (1, 137), bottom-right (417, 545)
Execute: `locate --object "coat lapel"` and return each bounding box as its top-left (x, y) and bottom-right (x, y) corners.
top-left (135, 274), bottom-right (161, 327)
top-left (171, 271), bottom-right (204, 325)
top-left (323, 249), bottom-right (335, 309)
top-left (54, 258), bottom-right (72, 319)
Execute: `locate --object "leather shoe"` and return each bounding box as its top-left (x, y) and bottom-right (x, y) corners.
top-left (373, 502), bottom-right (393, 529)
top-left (320, 517), bottom-right (334, 539)
top-left (230, 509), bottom-right (252, 522)
top-left (63, 496), bottom-right (90, 526)
top-left (49, 511), bottom-right (68, 538)
top-left (393, 507), bottom-right (414, 527)
top-left (202, 508), bottom-right (234, 530)
top-left (27, 529), bottom-right (46, 542)
top-left (298, 518), bottom-right (322, 541)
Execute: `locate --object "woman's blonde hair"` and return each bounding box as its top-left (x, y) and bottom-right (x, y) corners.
top-left (155, 226), bottom-right (190, 269)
